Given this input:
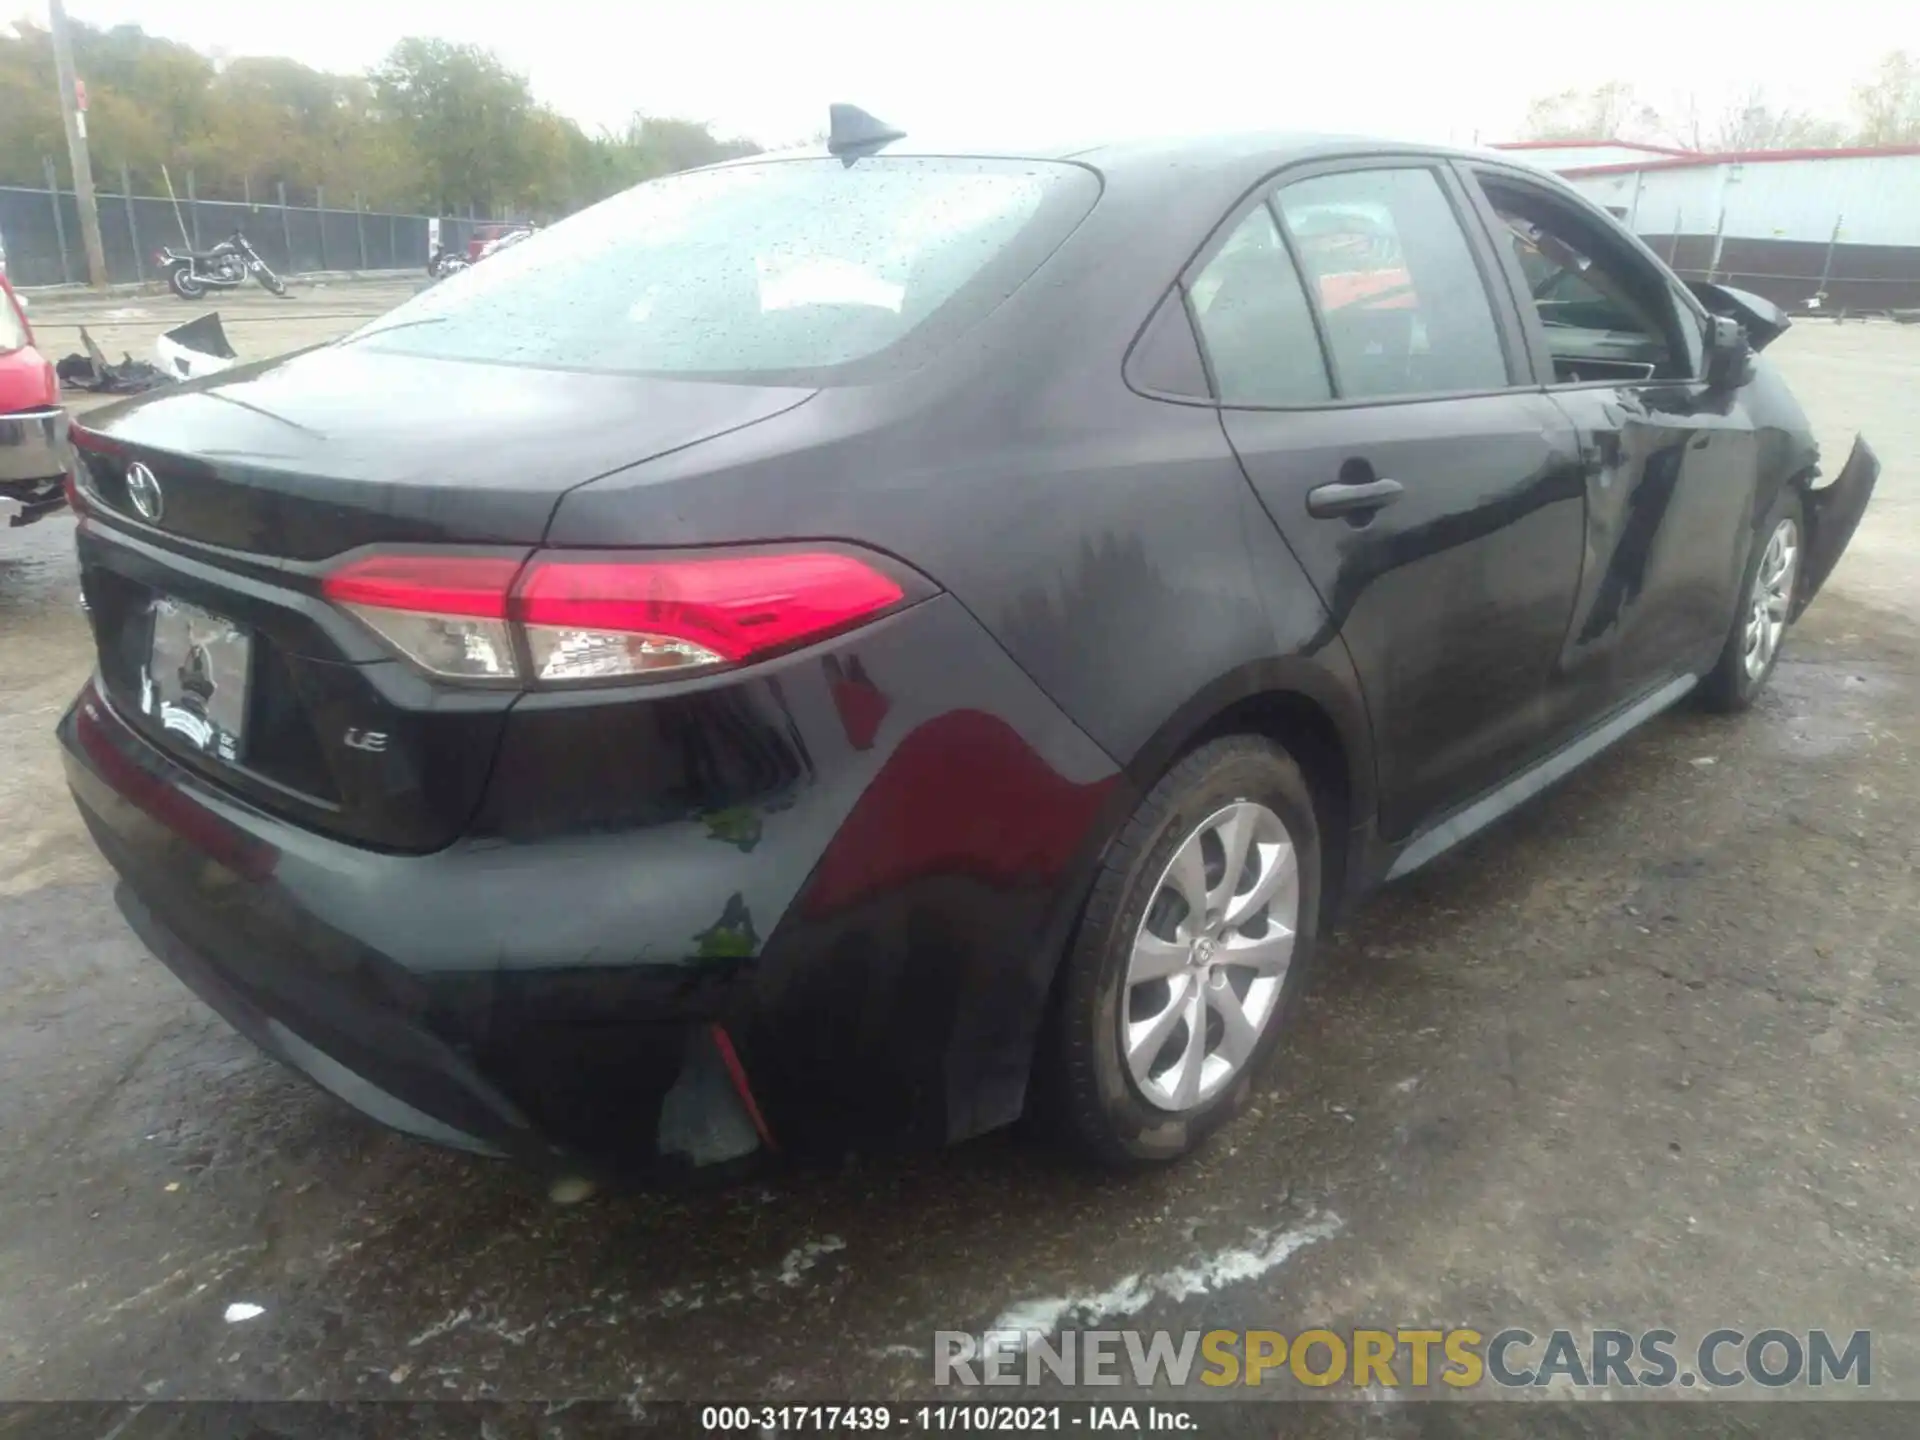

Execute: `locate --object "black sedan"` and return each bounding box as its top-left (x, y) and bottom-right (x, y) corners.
top-left (59, 115), bottom-right (1877, 1179)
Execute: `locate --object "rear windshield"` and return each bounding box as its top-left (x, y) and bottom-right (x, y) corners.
top-left (349, 156), bottom-right (1097, 382)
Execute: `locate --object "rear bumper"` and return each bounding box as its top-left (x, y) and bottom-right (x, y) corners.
top-left (0, 406), bottom-right (68, 526)
top-left (111, 879), bottom-right (524, 1158)
top-left (60, 681), bottom-right (775, 1180)
top-left (59, 590), bottom-right (1123, 1172)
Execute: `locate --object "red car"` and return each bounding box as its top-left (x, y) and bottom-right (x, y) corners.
top-left (0, 272), bottom-right (68, 528)
top-left (466, 222), bottom-right (535, 263)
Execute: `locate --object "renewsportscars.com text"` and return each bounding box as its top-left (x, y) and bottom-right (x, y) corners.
top-left (935, 1327), bottom-right (1872, 1391)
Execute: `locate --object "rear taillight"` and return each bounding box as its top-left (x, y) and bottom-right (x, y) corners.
top-left (322, 554), bottom-right (522, 680)
top-left (65, 424), bottom-right (114, 515)
top-left (516, 552), bottom-right (906, 681)
top-left (322, 548), bottom-right (916, 686)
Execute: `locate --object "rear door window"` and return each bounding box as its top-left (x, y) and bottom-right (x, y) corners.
top-left (348, 157), bottom-right (1099, 383)
top-left (1274, 167), bottom-right (1510, 400)
top-left (1187, 206), bottom-right (1331, 405)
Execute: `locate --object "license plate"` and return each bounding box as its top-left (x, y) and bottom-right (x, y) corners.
top-left (141, 598), bottom-right (251, 763)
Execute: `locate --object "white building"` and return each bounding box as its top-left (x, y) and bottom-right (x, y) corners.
top-left (1491, 141), bottom-right (1920, 311)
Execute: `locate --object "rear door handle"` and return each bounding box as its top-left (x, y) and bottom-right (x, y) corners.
top-left (1306, 477), bottom-right (1404, 519)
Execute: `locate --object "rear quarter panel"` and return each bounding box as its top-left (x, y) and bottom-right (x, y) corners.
top-left (544, 161), bottom-right (1369, 789)
top-left (542, 158), bottom-right (1378, 1142)
top-left (546, 379), bottom-right (1369, 1145)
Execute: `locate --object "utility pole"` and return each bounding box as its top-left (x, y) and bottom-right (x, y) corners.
top-left (48, 0), bottom-right (108, 288)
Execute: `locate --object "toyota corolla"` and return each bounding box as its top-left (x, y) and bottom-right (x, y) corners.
top-left (58, 113), bottom-right (1878, 1179)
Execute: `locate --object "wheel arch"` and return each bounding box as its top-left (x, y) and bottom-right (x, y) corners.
top-left (1118, 657), bottom-right (1376, 916)
top-left (1184, 690), bottom-right (1355, 909)
top-left (1023, 657), bottom-right (1376, 1092)
top-left (1017, 661), bottom-right (1374, 1141)
top-left (1744, 357), bottom-right (1822, 532)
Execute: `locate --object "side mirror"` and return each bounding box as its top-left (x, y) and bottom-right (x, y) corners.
top-left (1704, 314), bottom-right (1755, 391)
top-left (1687, 280), bottom-right (1789, 351)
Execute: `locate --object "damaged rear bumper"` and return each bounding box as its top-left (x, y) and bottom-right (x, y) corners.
top-left (59, 681), bottom-right (775, 1184)
top-left (1795, 434), bottom-right (1879, 616)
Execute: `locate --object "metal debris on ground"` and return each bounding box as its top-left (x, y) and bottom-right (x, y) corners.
top-left (154, 313), bottom-right (240, 380)
top-left (55, 325), bottom-right (168, 394)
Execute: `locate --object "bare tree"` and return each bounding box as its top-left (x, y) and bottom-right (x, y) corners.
top-left (1525, 79), bottom-right (1859, 153)
top-left (1689, 88), bottom-right (1847, 151)
top-left (1521, 81), bottom-right (1662, 142)
top-left (1851, 50), bottom-right (1920, 145)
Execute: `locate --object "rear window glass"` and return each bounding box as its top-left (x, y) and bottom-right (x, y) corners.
top-left (348, 157), bottom-right (1097, 381)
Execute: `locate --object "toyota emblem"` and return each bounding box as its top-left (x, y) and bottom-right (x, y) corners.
top-left (125, 461), bottom-right (164, 522)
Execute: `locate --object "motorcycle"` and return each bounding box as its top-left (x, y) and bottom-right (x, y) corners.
top-left (427, 246), bottom-right (470, 281)
top-left (156, 232), bottom-right (289, 300)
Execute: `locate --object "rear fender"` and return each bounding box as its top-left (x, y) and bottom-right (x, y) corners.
top-left (1794, 435), bottom-right (1878, 618)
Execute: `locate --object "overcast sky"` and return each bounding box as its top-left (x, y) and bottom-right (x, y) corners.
top-left (16, 0), bottom-right (1909, 148)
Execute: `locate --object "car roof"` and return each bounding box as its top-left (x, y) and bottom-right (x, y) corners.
top-left (740, 130), bottom-right (1487, 171)
top-left (719, 131), bottom-right (1524, 217)
top-left (1067, 130), bottom-right (1458, 167)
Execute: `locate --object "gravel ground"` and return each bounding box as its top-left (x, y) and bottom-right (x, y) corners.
top-left (1, 300), bottom-right (1916, 1416)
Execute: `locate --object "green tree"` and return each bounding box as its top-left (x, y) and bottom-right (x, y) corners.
top-left (0, 20), bottom-right (757, 218)
top-left (371, 38), bottom-right (544, 213)
top-left (0, 24), bottom-right (65, 186)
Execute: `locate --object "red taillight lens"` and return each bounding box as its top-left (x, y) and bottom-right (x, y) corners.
top-left (321, 554), bottom-right (521, 618)
top-left (513, 552), bottom-right (906, 682)
top-left (322, 548), bottom-right (912, 685)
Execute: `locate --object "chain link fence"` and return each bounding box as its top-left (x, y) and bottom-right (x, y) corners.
top-left (12, 166), bottom-right (1910, 317)
top-left (0, 167), bottom-right (503, 288)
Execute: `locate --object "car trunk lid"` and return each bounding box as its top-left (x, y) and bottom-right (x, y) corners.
top-left (71, 345), bottom-right (814, 852)
top-left (74, 345), bottom-right (814, 559)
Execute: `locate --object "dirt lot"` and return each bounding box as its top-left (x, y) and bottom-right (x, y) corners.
top-left (1, 294), bottom-right (1916, 1412)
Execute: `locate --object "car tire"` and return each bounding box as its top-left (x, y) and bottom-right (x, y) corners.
top-left (1041, 735), bottom-right (1321, 1167)
top-left (1699, 487), bottom-right (1806, 713)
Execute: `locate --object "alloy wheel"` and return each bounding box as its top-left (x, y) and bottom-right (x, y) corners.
top-left (1743, 517), bottom-right (1799, 681)
top-left (1122, 800), bottom-right (1299, 1112)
